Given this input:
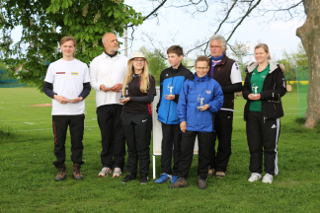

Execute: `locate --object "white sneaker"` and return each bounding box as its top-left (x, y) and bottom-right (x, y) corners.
top-left (98, 167), bottom-right (112, 177)
top-left (112, 167), bottom-right (122, 178)
top-left (262, 173), bottom-right (273, 184)
top-left (248, 173), bottom-right (262, 182)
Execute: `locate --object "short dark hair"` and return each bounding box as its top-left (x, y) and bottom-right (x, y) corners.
top-left (195, 56), bottom-right (210, 66)
top-left (167, 45), bottom-right (184, 56)
top-left (60, 36), bottom-right (76, 47)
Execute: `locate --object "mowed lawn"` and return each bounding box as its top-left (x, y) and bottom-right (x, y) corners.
top-left (0, 87), bottom-right (319, 213)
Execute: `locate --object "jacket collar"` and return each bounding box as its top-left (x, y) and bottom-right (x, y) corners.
top-left (171, 64), bottom-right (184, 72)
top-left (194, 73), bottom-right (210, 81)
top-left (103, 51), bottom-right (119, 58)
top-left (210, 54), bottom-right (225, 61)
top-left (247, 61), bottom-right (284, 74)
top-left (210, 55), bottom-right (228, 66)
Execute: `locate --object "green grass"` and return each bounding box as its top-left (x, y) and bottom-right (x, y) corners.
top-left (0, 87), bottom-right (319, 213)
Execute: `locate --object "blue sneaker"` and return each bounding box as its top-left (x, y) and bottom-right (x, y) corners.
top-left (154, 173), bottom-right (170, 184)
top-left (171, 175), bottom-right (179, 183)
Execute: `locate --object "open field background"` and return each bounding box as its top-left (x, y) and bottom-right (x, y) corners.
top-left (0, 87), bottom-right (319, 213)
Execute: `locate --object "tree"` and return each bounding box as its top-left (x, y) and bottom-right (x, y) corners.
top-left (229, 41), bottom-right (250, 78)
top-left (277, 45), bottom-right (309, 81)
top-left (0, 0), bottom-right (143, 87)
top-left (140, 47), bottom-right (167, 85)
top-left (296, 0), bottom-right (320, 128)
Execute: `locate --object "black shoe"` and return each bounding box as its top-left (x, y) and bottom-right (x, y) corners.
top-left (140, 176), bottom-right (148, 184)
top-left (122, 175), bottom-right (136, 183)
top-left (169, 177), bottom-right (188, 188)
top-left (197, 178), bottom-right (207, 189)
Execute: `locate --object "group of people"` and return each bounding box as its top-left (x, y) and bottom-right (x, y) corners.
top-left (44, 32), bottom-right (286, 189)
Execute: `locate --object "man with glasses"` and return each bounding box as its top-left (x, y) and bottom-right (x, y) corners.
top-left (208, 35), bottom-right (242, 178)
top-left (90, 32), bottom-right (128, 178)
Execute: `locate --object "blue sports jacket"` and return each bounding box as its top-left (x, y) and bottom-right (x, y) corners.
top-left (157, 65), bottom-right (193, 124)
top-left (177, 74), bottom-right (224, 132)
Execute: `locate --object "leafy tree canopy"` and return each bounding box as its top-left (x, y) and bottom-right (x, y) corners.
top-left (0, 0), bottom-right (143, 87)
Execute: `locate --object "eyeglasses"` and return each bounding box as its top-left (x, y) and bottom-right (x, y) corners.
top-left (133, 59), bottom-right (145, 62)
top-left (196, 67), bottom-right (209, 70)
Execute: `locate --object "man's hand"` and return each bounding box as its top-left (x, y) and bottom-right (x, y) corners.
top-left (248, 94), bottom-right (261, 101)
top-left (54, 95), bottom-right (70, 104)
top-left (69, 97), bottom-right (83, 103)
top-left (165, 94), bottom-right (175, 101)
top-left (120, 97), bottom-right (130, 104)
top-left (100, 84), bottom-right (110, 92)
top-left (198, 104), bottom-right (210, 111)
top-left (110, 83), bottom-right (122, 92)
top-left (180, 121), bottom-right (187, 133)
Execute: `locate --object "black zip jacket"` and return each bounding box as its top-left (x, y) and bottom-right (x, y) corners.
top-left (242, 62), bottom-right (287, 121)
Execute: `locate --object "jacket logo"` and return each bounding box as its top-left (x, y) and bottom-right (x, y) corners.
top-left (271, 124), bottom-right (277, 129)
top-left (71, 72), bottom-right (79, 75)
top-left (205, 90), bottom-right (211, 94)
top-left (56, 72), bottom-right (65, 74)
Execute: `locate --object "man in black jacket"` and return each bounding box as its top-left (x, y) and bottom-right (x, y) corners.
top-left (208, 35), bottom-right (242, 177)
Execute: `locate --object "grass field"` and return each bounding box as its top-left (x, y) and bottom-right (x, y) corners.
top-left (0, 87), bottom-right (319, 213)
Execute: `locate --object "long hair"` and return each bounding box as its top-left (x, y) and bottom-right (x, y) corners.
top-left (123, 59), bottom-right (150, 95)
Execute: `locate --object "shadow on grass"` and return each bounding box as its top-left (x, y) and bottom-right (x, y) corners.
top-left (0, 127), bottom-right (52, 144)
top-left (295, 117), bottom-right (306, 124)
top-left (294, 117), bottom-right (320, 132)
top-left (0, 127), bottom-right (15, 142)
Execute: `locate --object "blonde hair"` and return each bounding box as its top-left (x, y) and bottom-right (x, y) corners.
top-left (255, 43), bottom-right (271, 60)
top-left (60, 36), bottom-right (76, 47)
top-left (123, 59), bottom-right (150, 94)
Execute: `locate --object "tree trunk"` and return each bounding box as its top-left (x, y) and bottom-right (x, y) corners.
top-left (296, 0), bottom-right (320, 128)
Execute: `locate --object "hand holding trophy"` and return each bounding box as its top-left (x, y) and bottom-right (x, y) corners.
top-left (197, 94), bottom-right (210, 111)
top-left (120, 85), bottom-right (130, 103)
top-left (165, 84), bottom-right (175, 100)
top-left (249, 83), bottom-right (261, 100)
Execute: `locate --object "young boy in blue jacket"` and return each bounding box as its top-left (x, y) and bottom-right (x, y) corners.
top-left (155, 46), bottom-right (193, 184)
top-left (171, 56), bottom-right (224, 189)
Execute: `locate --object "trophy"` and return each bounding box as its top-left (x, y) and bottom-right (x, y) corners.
top-left (166, 84), bottom-right (174, 100)
top-left (251, 83), bottom-right (259, 96)
top-left (120, 85), bottom-right (129, 101)
top-left (167, 84), bottom-right (174, 96)
top-left (197, 95), bottom-right (205, 110)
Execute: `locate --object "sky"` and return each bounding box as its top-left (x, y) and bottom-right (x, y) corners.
top-left (9, 0), bottom-right (306, 63)
top-left (124, 0), bottom-right (306, 62)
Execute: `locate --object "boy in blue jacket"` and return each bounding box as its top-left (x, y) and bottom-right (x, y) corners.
top-left (171, 56), bottom-right (223, 189)
top-left (155, 45), bottom-right (193, 184)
